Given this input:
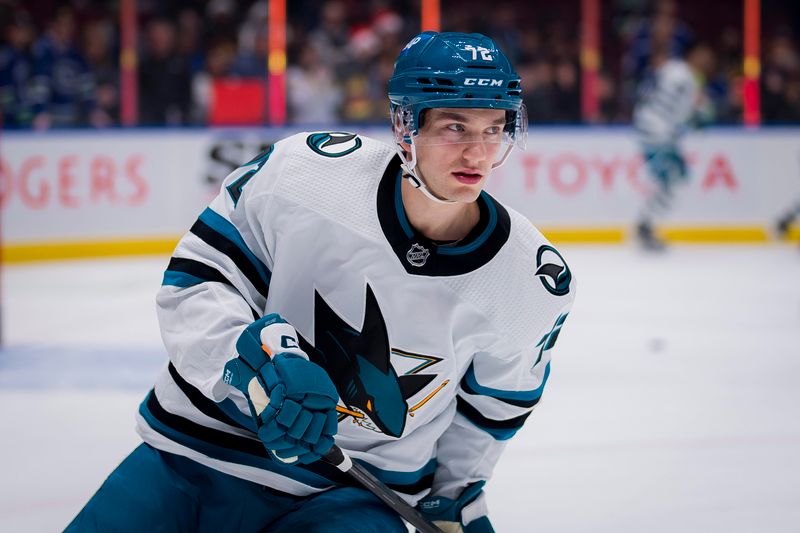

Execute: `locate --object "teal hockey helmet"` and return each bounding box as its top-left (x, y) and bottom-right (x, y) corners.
top-left (388, 31), bottom-right (526, 146)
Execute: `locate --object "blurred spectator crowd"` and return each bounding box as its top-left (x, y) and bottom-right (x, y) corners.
top-left (0, 0), bottom-right (799, 128)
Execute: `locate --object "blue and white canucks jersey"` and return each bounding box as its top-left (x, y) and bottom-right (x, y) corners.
top-left (138, 131), bottom-right (576, 505)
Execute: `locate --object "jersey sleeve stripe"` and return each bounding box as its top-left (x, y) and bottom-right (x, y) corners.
top-left (139, 389), bottom-right (334, 488)
top-left (167, 358), bottom-right (438, 494)
top-left (455, 395), bottom-right (533, 441)
top-left (162, 257), bottom-right (235, 288)
top-left (355, 459), bottom-right (437, 496)
top-left (167, 362), bottom-right (256, 432)
top-left (139, 387), bottom-right (434, 495)
top-left (460, 361), bottom-right (550, 408)
top-left (189, 208), bottom-right (271, 299)
top-left (162, 271), bottom-right (206, 288)
top-left (160, 256), bottom-right (261, 320)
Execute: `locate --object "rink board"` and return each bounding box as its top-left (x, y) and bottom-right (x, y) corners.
top-left (2, 127), bottom-right (799, 261)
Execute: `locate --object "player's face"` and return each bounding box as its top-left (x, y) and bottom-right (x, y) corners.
top-left (412, 108), bottom-right (507, 203)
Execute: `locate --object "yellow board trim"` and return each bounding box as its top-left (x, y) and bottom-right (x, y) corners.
top-left (2, 225), bottom-right (798, 264)
top-left (540, 227), bottom-right (625, 243)
top-left (657, 226), bottom-right (769, 243)
top-left (2, 237), bottom-right (180, 263)
top-left (541, 225), bottom-right (796, 244)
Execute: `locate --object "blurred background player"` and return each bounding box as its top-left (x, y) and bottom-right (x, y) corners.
top-left (775, 160), bottom-right (800, 247)
top-left (65, 31), bottom-right (574, 533)
top-left (776, 203), bottom-right (800, 245)
top-left (632, 31), bottom-right (713, 250)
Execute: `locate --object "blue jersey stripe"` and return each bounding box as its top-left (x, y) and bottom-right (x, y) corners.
top-left (393, 171), bottom-right (414, 238)
top-left (140, 388), bottom-right (435, 495)
top-left (162, 270), bottom-right (205, 288)
top-left (455, 395), bottom-right (532, 441)
top-left (356, 458), bottom-right (437, 488)
top-left (139, 390), bottom-right (335, 489)
top-left (460, 362), bottom-right (550, 407)
top-left (198, 208), bottom-right (271, 283)
top-left (162, 258), bottom-right (235, 288)
top-left (190, 208), bottom-right (271, 299)
top-left (161, 258), bottom-right (261, 319)
top-left (166, 362), bottom-right (257, 432)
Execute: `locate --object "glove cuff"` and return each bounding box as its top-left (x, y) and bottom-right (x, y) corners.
top-left (258, 317), bottom-right (308, 360)
top-left (235, 314), bottom-right (307, 371)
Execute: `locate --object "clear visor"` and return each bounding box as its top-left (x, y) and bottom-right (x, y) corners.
top-left (392, 99), bottom-right (528, 151)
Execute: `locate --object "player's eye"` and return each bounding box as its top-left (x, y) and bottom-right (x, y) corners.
top-left (446, 123), bottom-right (465, 132)
top-left (485, 126), bottom-right (501, 135)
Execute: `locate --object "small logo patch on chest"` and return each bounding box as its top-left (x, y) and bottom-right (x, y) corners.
top-left (406, 243), bottom-right (430, 267)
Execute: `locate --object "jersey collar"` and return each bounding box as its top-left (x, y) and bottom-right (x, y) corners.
top-left (377, 155), bottom-right (511, 276)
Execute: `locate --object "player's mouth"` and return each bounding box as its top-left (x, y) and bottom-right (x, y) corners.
top-left (451, 169), bottom-right (484, 185)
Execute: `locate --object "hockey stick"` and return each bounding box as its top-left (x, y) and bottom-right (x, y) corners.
top-left (323, 445), bottom-right (443, 533)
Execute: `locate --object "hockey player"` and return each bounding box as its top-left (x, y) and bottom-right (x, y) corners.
top-left (67, 31), bottom-right (575, 532)
top-left (776, 202), bottom-right (800, 245)
top-left (633, 41), bottom-right (712, 250)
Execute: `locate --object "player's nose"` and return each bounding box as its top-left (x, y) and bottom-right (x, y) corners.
top-left (461, 139), bottom-right (488, 162)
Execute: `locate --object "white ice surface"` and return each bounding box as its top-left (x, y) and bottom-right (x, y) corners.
top-left (1, 246), bottom-right (799, 532)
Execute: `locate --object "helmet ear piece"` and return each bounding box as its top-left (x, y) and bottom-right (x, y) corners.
top-left (390, 106), bottom-right (414, 146)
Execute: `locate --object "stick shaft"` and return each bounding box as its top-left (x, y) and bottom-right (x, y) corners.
top-left (323, 446), bottom-right (441, 533)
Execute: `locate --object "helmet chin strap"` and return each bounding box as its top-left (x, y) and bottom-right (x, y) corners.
top-left (394, 142), bottom-right (457, 205)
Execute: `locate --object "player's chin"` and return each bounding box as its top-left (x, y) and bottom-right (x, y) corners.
top-left (447, 183), bottom-right (484, 203)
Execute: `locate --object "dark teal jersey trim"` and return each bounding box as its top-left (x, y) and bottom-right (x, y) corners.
top-left (378, 156), bottom-right (511, 276)
top-left (162, 257), bottom-right (235, 288)
top-left (161, 258), bottom-right (260, 319)
top-left (437, 192), bottom-right (497, 256)
top-left (190, 208), bottom-right (271, 299)
top-left (139, 390), bottom-right (336, 489)
top-left (140, 386), bottom-right (434, 495)
top-left (167, 363), bottom-right (256, 432)
top-left (162, 271), bottom-right (205, 288)
top-left (460, 362), bottom-right (550, 408)
top-left (455, 395), bottom-right (532, 441)
top-left (244, 145), bottom-right (276, 166)
top-left (394, 170), bottom-right (414, 239)
top-left (197, 208), bottom-right (271, 284)
top-left (227, 145), bottom-right (274, 207)
top-left (356, 457), bottom-right (437, 490)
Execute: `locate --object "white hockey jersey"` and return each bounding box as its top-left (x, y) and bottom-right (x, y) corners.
top-left (138, 132), bottom-right (576, 505)
top-left (633, 59), bottom-right (698, 145)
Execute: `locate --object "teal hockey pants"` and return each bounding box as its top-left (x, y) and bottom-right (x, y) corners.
top-left (65, 443), bottom-right (407, 532)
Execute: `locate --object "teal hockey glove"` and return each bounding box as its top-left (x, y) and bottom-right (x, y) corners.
top-left (417, 482), bottom-right (494, 533)
top-left (223, 314), bottom-right (339, 465)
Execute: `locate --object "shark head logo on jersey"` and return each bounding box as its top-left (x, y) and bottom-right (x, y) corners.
top-left (306, 132), bottom-right (363, 157)
top-left (535, 245), bottom-right (571, 296)
top-left (297, 285), bottom-right (442, 438)
top-left (406, 243), bottom-right (430, 267)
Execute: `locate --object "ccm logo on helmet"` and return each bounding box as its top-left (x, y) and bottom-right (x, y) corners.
top-left (463, 78), bottom-right (504, 87)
